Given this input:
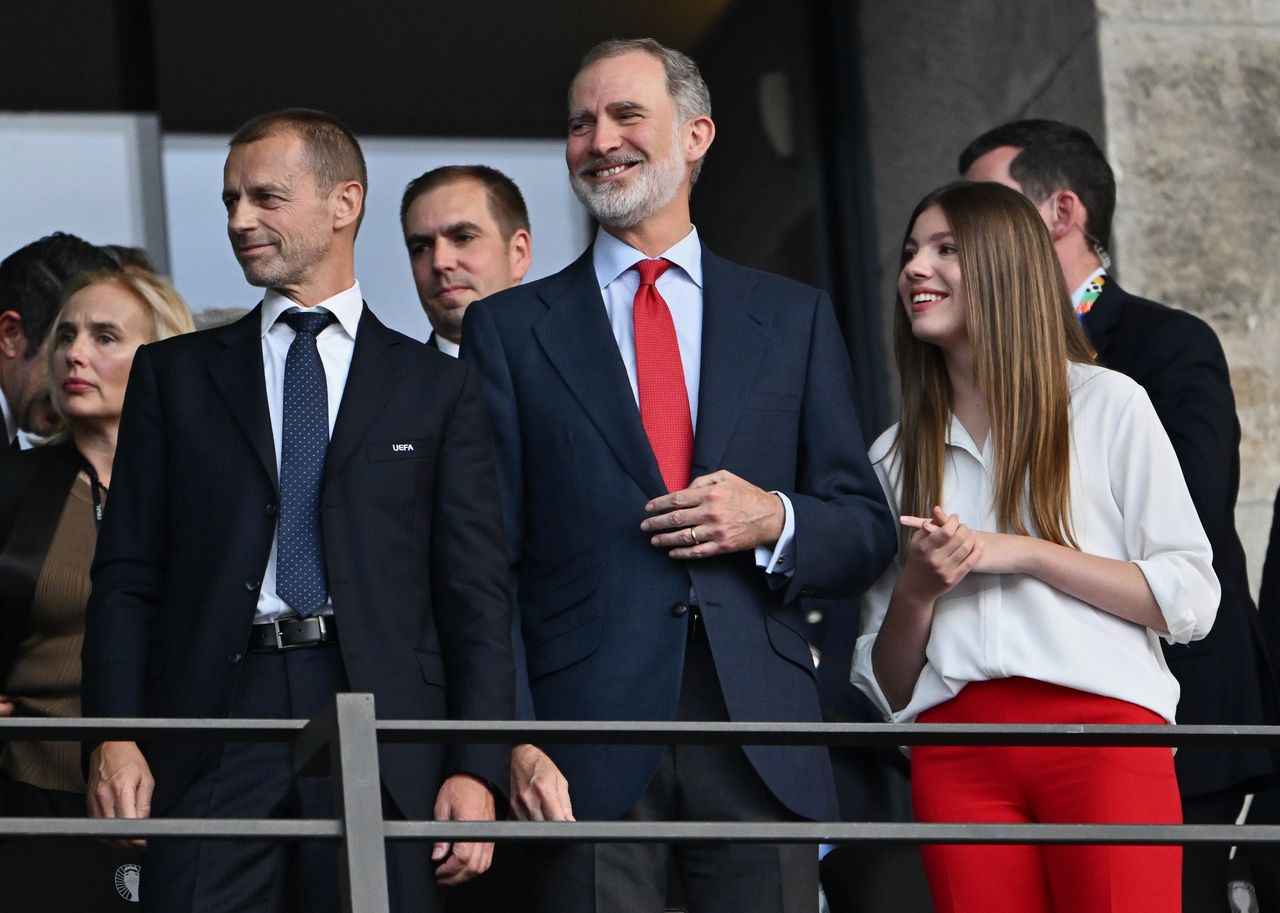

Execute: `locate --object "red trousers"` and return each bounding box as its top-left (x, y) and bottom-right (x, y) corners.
top-left (913, 677), bottom-right (1182, 913)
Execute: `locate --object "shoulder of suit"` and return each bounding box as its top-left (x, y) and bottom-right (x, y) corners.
top-left (1109, 284), bottom-right (1220, 346)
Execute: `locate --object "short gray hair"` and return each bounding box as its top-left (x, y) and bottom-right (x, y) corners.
top-left (574, 38), bottom-right (712, 181)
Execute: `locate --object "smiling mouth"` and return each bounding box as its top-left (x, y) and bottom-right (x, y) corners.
top-left (583, 159), bottom-right (640, 180)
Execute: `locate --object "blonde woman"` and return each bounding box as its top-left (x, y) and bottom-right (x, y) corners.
top-left (0, 267), bottom-right (193, 817)
top-left (850, 182), bottom-right (1217, 913)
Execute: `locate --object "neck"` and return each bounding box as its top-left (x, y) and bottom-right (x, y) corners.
top-left (604, 200), bottom-right (692, 258)
top-left (71, 422), bottom-right (117, 488)
top-left (1057, 238), bottom-right (1103, 293)
top-left (274, 250), bottom-right (356, 307)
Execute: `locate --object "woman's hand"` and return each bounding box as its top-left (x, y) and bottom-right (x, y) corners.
top-left (898, 506), bottom-right (984, 602)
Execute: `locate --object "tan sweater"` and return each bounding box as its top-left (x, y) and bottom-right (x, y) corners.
top-left (1, 474), bottom-right (94, 793)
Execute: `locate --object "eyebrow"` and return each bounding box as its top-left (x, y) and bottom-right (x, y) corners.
top-left (59, 320), bottom-right (124, 334)
top-left (567, 100), bottom-right (647, 124)
top-left (404, 220), bottom-right (485, 246)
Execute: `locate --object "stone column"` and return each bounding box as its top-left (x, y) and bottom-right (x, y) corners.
top-left (1096, 0), bottom-right (1280, 590)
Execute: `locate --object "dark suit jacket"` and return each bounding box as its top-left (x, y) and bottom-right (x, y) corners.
top-left (462, 246), bottom-right (896, 822)
top-left (1083, 279), bottom-right (1277, 797)
top-left (0, 443), bottom-right (84, 685)
top-left (81, 305), bottom-right (513, 817)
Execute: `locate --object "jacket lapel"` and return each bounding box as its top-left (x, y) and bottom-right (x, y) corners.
top-left (207, 306), bottom-right (277, 490)
top-left (325, 305), bottom-right (407, 477)
top-left (533, 250), bottom-right (666, 500)
top-left (691, 248), bottom-right (771, 475)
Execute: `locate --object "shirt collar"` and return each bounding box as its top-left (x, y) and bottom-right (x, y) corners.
top-left (1070, 267), bottom-right (1108, 309)
top-left (0, 387), bottom-right (15, 445)
top-left (259, 281), bottom-right (364, 339)
top-left (433, 334), bottom-right (461, 357)
top-left (591, 225), bottom-right (703, 290)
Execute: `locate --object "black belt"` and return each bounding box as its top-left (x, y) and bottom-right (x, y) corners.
top-left (248, 616), bottom-right (339, 652)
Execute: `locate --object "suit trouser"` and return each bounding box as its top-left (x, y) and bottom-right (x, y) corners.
top-left (528, 617), bottom-right (817, 913)
top-left (912, 677), bottom-right (1182, 913)
top-left (140, 642), bottom-right (436, 913)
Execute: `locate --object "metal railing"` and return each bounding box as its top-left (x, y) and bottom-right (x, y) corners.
top-left (3, 694), bottom-right (1280, 913)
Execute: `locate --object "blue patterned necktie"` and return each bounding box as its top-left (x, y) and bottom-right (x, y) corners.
top-left (276, 308), bottom-right (336, 617)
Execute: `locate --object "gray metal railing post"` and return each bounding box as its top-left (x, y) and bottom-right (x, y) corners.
top-left (296, 693), bottom-right (389, 913)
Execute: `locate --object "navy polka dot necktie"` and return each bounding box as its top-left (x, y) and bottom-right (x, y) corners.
top-left (277, 308), bottom-right (336, 617)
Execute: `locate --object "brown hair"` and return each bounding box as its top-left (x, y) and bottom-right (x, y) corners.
top-left (892, 181), bottom-right (1094, 548)
top-left (399, 165), bottom-right (530, 239)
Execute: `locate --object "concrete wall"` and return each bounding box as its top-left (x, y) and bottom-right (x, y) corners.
top-left (856, 0), bottom-right (1105, 398)
top-left (1096, 0), bottom-right (1280, 590)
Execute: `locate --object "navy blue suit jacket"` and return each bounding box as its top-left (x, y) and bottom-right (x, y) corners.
top-left (1084, 279), bottom-right (1278, 797)
top-left (82, 305), bottom-right (514, 817)
top-left (462, 246), bottom-right (895, 822)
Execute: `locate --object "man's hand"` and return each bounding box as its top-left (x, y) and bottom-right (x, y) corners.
top-left (640, 470), bottom-right (784, 559)
top-left (432, 773), bottom-right (496, 886)
top-left (0, 694), bottom-right (14, 717)
top-left (87, 740), bottom-right (154, 848)
top-left (510, 743), bottom-right (574, 822)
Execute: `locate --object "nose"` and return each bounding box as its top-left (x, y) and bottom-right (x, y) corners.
top-left (432, 240), bottom-right (458, 273)
top-left (226, 198), bottom-right (256, 234)
top-left (64, 331), bottom-right (88, 366)
top-left (902, 251), bottom-right (931, 279)
top-left (588, 119), bottom-right (623, 157)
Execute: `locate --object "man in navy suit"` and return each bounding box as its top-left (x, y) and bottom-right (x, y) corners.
top-left (463, 39), bottom-right (895, 913)
top-left (962, 119), bottom-right (1278, 913)
top-left (82, 109), bottom-right (513, 913)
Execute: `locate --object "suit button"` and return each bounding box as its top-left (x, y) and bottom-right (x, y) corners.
top-left (244, 579), bottom-right (259, 591)
top-left (670, 602), bottom-right (689, 618)
top-left (228, 653), bottom-right (243, 665)
top-left (264, 503), bottom-right (277, 517)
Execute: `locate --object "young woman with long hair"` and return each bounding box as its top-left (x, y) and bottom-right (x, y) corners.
top-left (850, 181), bottom-right (1218, 913)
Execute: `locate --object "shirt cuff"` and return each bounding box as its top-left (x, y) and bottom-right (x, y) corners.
top-left (755, 492), bottom-right (795, 577)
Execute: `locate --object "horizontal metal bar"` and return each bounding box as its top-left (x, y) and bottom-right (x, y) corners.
top-left (0, 817), bottom-right (341, 839)
top-left (4, 817), bottom-right (1278, 846)
top-left (380, 821), bottom-right (1280, 846)
top-left (6, 716), bottom-right (1280, 747)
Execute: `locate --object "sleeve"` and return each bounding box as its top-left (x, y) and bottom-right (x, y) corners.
top-left (1107, 377), bottom-right (1220, 643)
top-left (460, 302), bottom-right (536, 722)
top-left (82, 345), bottom-right (166, 725)
top-left (779, 292), bottom-right (898, 603)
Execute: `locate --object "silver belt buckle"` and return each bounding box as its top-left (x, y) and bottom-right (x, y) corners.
top-left (273, 618), bottom-right (286, 650)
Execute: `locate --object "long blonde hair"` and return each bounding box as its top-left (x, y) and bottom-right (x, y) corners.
top-left (893, 181), bottom-right (1095, 547)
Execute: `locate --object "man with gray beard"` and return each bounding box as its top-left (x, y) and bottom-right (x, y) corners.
top-left (462, 38), bottom-right (894, 913)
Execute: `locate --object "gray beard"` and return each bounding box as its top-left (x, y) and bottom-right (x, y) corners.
top-left (570, 148), bottom-right (687, 229)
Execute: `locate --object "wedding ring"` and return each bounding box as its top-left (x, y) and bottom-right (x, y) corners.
top-left (689, 527), bottom-right (700, 545)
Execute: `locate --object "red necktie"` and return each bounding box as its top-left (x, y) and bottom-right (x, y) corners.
top-left (632, 258), bottom-right (693, 493)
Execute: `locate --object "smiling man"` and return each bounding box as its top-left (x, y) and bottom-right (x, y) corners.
top-left (401, 166), bottom-right (532, 356)
top-left (462, 38), bottom-right (895, 913)
top-left (82, 108), bottom-right (513, 913)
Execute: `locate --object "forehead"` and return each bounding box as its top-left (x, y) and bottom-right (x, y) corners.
top-left (909, 204), bottom-right (952, 238)
top-left (570, 50), bottom-right (672, 112)
top-left (223, 131), bottom-right (312, 186)
top-left (964, 145), bottom-right (1023, 191)
top-left (64, 280), bottom-right (148, 323)
top-left (405, 179), bottom-right (497, 231)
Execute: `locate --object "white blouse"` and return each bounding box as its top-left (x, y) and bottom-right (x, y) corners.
top-left (850, 362), bottom-right (1219, 724)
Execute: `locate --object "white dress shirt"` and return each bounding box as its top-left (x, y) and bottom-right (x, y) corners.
top-left (591, 226), bottom-right (795, 574)
top-left (1, 388), bottom-right (16, 447)
top-left (254, 281), bottom-right (364, 623)
top-left (432, 334), bottom-right (460, 358)
top-left (851, 362), bottom-right (1218, 724)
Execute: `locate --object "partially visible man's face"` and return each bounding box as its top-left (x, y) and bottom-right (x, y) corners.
top-left (566, 50), bottom-right (690, 229)
top-left (222, 131), bottom-right (336, 292)
top-left (0, 322), bottom-right (59, 435)
top-left (964, 145), bottom-right (1056, 227)
top-left (403, 179), bottom-right (530, 343)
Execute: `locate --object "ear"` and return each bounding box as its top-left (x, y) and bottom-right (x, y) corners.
top-left (1045, 189), bottom-right (1086, 243)
top-left (684, 114), bottom-right (716, 168)
top-left (0, 310), bottom-right (27, 360)
top-left (507, 229), bottom-right (533, 283)
top-left (332, 180), bottom-right (365, 232)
